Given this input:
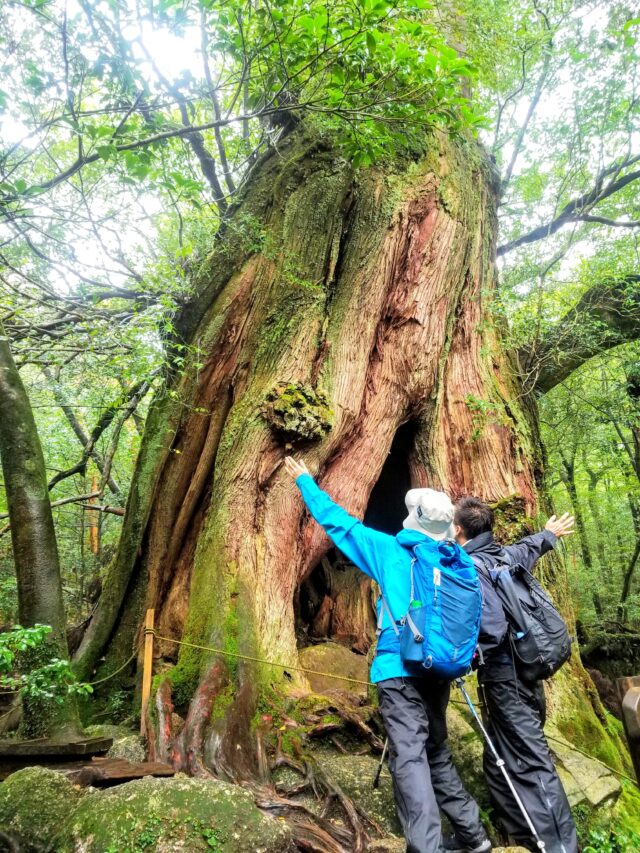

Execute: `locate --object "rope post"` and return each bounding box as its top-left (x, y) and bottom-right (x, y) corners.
top-left (140, 609), bottom-right (155, 737)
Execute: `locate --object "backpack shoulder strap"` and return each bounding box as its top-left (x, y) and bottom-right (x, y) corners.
top-left (471, 549), bottom-right (513, 575)
top-left (376, 555), bottom-right (418, 638)
top-left (377, 594), bottom-right (399, 637)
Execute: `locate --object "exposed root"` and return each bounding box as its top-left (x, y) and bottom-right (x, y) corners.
top-left (287, 820), bottom-right (351, 853)
top-left (172, 661), bottom-right (226, 776)
top-left (255, 791), bottom-right (353, 850)
top-left (302, 753), bottom-right (369, 853)
top-left (329, 736), bottom-right (347, 754)
top-left (306, 722), bottom-right (342, 739)
top-left (268, 734), bottom-right (371, 853)
top-left (332, 704), bottom-right (384, 753)
top-left (147, 675), bottom-right (382, 852)
top-left (300, 695), bottom-right (384, 754)
top-left (145, 676), bottom-right (174, 763)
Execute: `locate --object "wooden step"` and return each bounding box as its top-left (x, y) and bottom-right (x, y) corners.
top-left (66, 757), bottom-right (175, 787)
top-left (0, 736), bottom-right (112, 757)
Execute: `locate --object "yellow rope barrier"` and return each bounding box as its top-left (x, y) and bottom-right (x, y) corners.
top-left (88, 650), bottom-right (139, 687)
top-left (145, 628), bottom-right (374, 688)
top-left (142, 628), bottom-right (640, 789)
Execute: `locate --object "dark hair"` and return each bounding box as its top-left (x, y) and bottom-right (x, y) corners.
top-left (454, 496), bottom-right (494, 539)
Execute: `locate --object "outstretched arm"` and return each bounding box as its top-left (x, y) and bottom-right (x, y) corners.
top-left (502, 512), bottom-right (574, 570)
top-left (284, 456), bottom-right (395, 585)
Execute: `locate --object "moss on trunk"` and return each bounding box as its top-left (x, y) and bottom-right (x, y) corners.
top-left (0, 320), bottom-right (79, 736)
top-left (75, 127), bottom-right (632, 827)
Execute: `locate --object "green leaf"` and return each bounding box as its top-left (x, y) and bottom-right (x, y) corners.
top-left (96, 144), bottom-right (117, 161)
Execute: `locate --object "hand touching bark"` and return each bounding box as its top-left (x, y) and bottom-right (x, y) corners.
top-left (284, 456), bottom-right (310, 480)
top-left (545, 512), bottom-right (575, 538)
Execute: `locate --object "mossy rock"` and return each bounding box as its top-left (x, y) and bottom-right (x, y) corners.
top-left (55, 774), bottom-right (294, 852)
top-left (311, 747), bottom-right (401, 834)
top-left (105, 735), bottom-right (146, 763)
top-left (547, 725), bottom-right (621, 808)
top-left (83, 724), bottom-right (136, 741)
top-left (0, 766), bottom-right (84, 847)
top-left (262, 382), bottom-right (332, 442)
top-left (298, 643), bottom-right (369, 696)
top-left (83, 724), bottom-right (146, 762)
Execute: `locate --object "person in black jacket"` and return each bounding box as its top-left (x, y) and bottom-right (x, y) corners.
top-left (453, 497), bottom-right (578, 853)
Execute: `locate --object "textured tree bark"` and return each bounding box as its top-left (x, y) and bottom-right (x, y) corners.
top-left (76, 128), bottom-right (626, 815)
top-left (0, 319), bottom-right (79, 737)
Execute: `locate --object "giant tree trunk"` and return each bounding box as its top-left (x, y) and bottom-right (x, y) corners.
top-left (75, 127), bottom-right (627, 820)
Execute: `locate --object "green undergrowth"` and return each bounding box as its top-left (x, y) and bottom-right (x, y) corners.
top-left (555, 699), bottom-right (627, 774)
top-left (574, 782), bottom-right (640, 850)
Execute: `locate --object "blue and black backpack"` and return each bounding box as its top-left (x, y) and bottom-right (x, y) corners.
top-left (378, 540), bottom-right (482, 679)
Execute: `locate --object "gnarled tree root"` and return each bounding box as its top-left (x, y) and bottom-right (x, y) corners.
top-left (145, 675), bottom-right (381, 852)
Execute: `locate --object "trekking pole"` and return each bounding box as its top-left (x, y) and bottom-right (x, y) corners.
top-left (455, 678), bottom-right (546, 852)
top-left (372, 737), bottom-right (389, 789)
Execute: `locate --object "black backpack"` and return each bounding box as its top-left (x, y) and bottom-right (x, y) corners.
top-left (472, 552), bottom-right (572, 681)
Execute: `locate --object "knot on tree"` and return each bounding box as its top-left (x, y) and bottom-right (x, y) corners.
top-left (262, 383), bottom-right (332, 443)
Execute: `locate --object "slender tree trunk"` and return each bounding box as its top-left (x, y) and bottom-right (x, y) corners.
top-left (560, 453), bottom-right (603, 615)
top-left (618, 537), bottom-right (640, 616)
top-left (584, 464), bottom-right (607, 573)
top-left (0, 320), bottom-right (79, 737)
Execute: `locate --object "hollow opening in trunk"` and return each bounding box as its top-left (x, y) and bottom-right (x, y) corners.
top-left (295, 421), bottom-right (417, 652)
top-left (363, 419), bottom-right (416, 534)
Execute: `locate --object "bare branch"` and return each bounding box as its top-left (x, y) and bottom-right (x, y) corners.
top-left (498, 156), bottom-right (640, 255)
top-left (524, 275), bottom-right (640, 393)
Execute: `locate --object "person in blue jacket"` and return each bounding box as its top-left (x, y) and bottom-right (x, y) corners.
top-left (284, 457), bottom-right (491, 853)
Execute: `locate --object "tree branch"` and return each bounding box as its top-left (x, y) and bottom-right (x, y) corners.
top-left (524, 275), bottom-right (640, 393)
top-left (41, 367), bottom-right (120, 495)
top-left (79, 503), bottom-right (125, 517)
top-left (498, 155), bottom-right (640, 255)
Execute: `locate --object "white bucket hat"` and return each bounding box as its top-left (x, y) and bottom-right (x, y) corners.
top-left (402, 488), bottom-right (454, 540)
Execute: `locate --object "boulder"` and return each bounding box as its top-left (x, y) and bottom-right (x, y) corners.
top-left (0, 766), bottom-right (84, 847)
top-left (445, 705), bottom-right (489, 808)
top-left (298, 643), bottom-right (369, 696)
top-left (105, 735), bottom-right (146, 763)
top-left (56, 774), bottom-right (294, 852)
top-left (84, 723), bottom-right (147, 763)
top-left (546, 726), bottom-right (621, 807)
top-left (312, 747), bottom-right (401, 834)
top-left (83, 724), bottom-right (134, 741)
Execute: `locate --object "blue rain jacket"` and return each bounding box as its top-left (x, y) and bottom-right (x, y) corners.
top-left (296, 473), bottom-right (474, 683)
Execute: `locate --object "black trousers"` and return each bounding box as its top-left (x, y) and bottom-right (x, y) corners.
top-left (378, 677), bottom-right (483, 853)
top-left (479, 678), bottom-right (578, 853)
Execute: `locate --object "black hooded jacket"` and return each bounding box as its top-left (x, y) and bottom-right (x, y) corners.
top-left (462, 529), bottom-right (558, 682)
